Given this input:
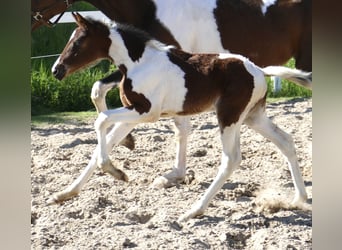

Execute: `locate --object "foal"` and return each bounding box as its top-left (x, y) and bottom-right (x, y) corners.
top-left (52, 13), bottom-right (310, 222)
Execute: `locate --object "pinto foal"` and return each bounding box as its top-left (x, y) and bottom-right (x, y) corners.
top-left (52, 13), bottom-right (310, 222)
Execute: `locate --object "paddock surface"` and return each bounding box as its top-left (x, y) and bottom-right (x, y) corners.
top-left (31, 98), bottom-right (312, 249)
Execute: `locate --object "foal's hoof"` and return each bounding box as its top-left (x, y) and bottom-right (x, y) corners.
top-left (291, 192), bottom-right (308, 206)
top-left (46, 190), bottom-right (78, 205)
top-left (101, 161), bottom-right (129, 182)
top-left (119, 133), bottom-right (135, 150)
top-left (151, 170), bottom-right (195, 189)
top-left (177, 206), bottom-right (205, 223)
top-left (151, 176), bottom-right (172, 189)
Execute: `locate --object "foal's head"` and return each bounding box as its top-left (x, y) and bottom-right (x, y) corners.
top-left (52, 12), bottom-right (112, 80)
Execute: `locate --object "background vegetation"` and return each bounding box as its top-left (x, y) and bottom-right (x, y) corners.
top-left (31, 3), bottom-right (311, 115)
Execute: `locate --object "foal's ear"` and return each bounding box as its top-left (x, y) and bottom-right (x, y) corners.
top-left (72, 12), bottom-right (89, 30)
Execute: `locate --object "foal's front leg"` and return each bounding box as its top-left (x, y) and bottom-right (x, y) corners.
top-left (95, 107), bottom-right (154, 177)
top-left (47, 122), bottom-right (135, 204)
top-left (91, 70), bottom-right (135, 150)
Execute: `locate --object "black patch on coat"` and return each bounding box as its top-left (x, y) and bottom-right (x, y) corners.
top-left (118, 64), bottom-right (151, 114)
top-left (100, 70), bottom-right (123, 84)
top-left (117, 24), bottom-right (152, 62)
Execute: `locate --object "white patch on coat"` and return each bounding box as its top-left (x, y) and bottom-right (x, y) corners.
top-left (107, 30), bottom-right (188, 117)
top-left (128, 47), bottom-right (188, 116)
top-left (108, 30), bottom-right (135, 70)
top-left (261, 0), bottom-right (277, 15)
top-left (152, 0), bottom-right (227, 53)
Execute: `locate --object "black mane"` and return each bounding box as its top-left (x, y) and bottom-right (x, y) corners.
top-left (115, 23), bottom-right (154, 44)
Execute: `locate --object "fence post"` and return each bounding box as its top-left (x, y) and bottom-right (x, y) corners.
top-left (272, 76), bottom-right (282, 93)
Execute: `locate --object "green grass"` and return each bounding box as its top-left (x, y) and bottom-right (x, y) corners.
top-left (31, 96), bottom-right (310, 127)
top-left (31, 111), bottom-right (97, 126)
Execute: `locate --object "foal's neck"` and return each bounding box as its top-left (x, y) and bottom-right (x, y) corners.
top-left (108, 29), bottom-right (135, 69)
top-left (108, 27), bottom-right (168, 71)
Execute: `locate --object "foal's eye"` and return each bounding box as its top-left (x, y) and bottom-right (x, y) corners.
top-left (73, 53), bottom-right (78, 57)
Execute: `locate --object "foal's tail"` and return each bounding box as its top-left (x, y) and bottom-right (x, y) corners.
top-left (261, 66), bottom-right (312, 90)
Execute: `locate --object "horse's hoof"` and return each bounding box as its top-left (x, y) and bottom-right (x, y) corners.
top-left (46, 196), bottom-right (59, 205)
top-left (151, 176), bottom-right (174, 189)
top-left (46, 191), bottom-right (78, 205)
top-left (170, 220), bottom-right (183, 231)
top-left (113, 168), bottom-right (129, 182)
top-left (102, 161), bottom-right (129, 182)
top-left (291, 193), bottom-right (308, 206)
top-left (119, 133), bottom-right (135, 150)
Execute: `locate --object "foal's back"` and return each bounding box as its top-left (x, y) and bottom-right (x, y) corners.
top-left (166, 49), bottom-right (266, 117)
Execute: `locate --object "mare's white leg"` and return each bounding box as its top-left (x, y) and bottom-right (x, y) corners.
top-left (152, 116), bottom-right (191, 188)
top-left (47, 122), bottom-right (135, 204)
top-left (245, 107), bottom-right (308, 204)
top-left (178, 124), bottom-right (242, 222)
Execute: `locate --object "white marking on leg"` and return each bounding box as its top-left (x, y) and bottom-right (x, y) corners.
top-left (95, 107), bottom-right (157, 170)
top-left (91, 80), bottom-right (117, 113)
top-left (245, 109), bottom-right (308, 204)
top-left (152, 116), bottom-right (191, 188)
top-left (48, 122), bottom-right (135, 203)
top-left (178, 124), bottom-right (242, 222)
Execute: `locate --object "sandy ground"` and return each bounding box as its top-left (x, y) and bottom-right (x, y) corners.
top-left (31, 98), bottom-right (312, 249)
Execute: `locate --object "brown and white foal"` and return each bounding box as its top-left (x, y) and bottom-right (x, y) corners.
top-left (52, 13), bottom-right (310, 222)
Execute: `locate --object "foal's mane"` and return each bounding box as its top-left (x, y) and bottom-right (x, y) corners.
top-left (114, 22), bottom-right (174, 52)
top-left (84, 16), bottom-right (174, 52)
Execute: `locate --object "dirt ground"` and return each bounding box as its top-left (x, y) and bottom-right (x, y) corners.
top-left (31, 98), bottom-right (312, 249)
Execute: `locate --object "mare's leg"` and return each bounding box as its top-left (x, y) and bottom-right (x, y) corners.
top-left (295, 27), bottom-right (312, 72)
top-left (244, 103), bottom-right (308, 204)
top-left (91, 70), bottom-right (135, 150)
top-left (47, 122), bottom-right (135, 204)
top-left (178, 124), bottom-right (242, 222)
top-left (152, 116), bottom-right (191, 188)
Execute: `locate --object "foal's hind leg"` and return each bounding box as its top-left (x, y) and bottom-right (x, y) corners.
top-left (152, 116), bottom-right (191, 188)
top-left (178, 124), bottom-right (242, 222)
top-left (245, 105), bottom-right (308, 204)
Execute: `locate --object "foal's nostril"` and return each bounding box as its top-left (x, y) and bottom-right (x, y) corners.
top-left (52, 65), bottom-right (66, 80)
top-left (52, 68), bottom-right (58, 76)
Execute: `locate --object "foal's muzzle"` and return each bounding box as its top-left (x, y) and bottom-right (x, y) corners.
top-left (52, 64), bottom-right (67, 80)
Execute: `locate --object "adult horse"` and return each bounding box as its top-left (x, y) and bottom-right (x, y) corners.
top-left (32, 0), bottom-right (312, 71)
top-left (32, 0), bottom-right (312, 200)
